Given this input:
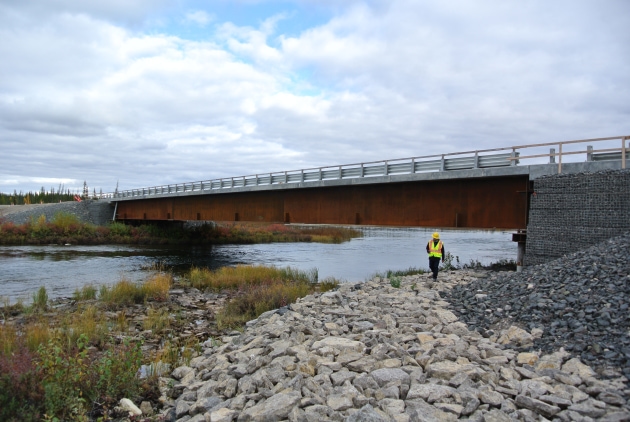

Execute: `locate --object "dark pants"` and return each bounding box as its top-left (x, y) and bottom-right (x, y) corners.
top-left (429, 257), bottom-right (441, 280)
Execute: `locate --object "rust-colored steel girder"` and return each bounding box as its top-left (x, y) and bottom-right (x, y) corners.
top-left (115, 175), bottom-right (529, 229)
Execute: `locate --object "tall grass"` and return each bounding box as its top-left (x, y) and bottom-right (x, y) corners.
top-left (99, 273), bottom-right (172, 307)
top-left (187, 265), bottom-right (317, 291)
top-left (31, 286), bottom-right (48, 311)
top-left (216, 279), bottom-right (314, 329)
top-left (189, 264), bottom-right (334, 329)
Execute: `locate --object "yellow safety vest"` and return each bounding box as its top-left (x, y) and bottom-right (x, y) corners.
top-left (428, 240), bottom-right (443, 258)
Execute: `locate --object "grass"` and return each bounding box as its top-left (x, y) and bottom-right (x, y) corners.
top-left (186, 264), bottom-right (318, 291)
top-left (369, 256), bottom-right (518, 282)
top-left (216, 279), bottom-right (314, 329)
top-left (0, 273), bottom-right (176, 421)
top-left (99, 272), bottom-right (172, 307)
top-left (185, 264), bottom-right (343, 330)
top-left (0, 264), bottom-right (345, 420)
top-left (31, 286), bottom-right (48, 312)
top-left (144, 306), bottom-right (171, 333)
top-left (72, 284), bottom-right (97, 301)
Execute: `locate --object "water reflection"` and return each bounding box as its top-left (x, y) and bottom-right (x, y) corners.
top-left (0, 227), bottom-right (516, 304)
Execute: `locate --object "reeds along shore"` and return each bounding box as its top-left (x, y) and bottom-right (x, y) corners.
top-left (0, 212), bottom-right (362, 245)
top-left (0, 264), bottom-right (341, 421)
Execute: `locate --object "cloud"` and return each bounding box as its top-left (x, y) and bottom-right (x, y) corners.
top-left (0, 0), bottom-right (628, 194)
top-left (184, 10), bottom-right (214, 26)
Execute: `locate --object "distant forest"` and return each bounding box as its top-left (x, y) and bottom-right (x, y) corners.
top-left (0, 183), bottom-right (104, 205)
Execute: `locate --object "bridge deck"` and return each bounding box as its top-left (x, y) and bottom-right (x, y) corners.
top-left (110, 136), bottom-right (628, 229)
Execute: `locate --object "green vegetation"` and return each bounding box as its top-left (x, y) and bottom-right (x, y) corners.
top-left (184, 265), bottom-right (343, 330)
top-left (187, 264), bottom-right (318, 291)
top-left (0, 215), bottom-right (362, 246)
top-left (369, 266), bottom-right (426, 281)
top-left (0, 265), bottom-right (345, 420)
top-left (0, 276), bottom-right (166, 421)
top-left (371, 256), bottom-right (517, 281)
top-left (389, 276), bottom-right (402, 288)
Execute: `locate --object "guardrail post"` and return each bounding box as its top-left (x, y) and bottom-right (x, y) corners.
top-left (319, 168), bottom-right (322, 181)
top-left (623, 137), bottom-right (627, 169)
top-left (284, 171), bottom-right (288, 184)
top-left (411, 158), bottom-right (415, 174)
top-left (440, 155), bottom-right (445, 171)
top-left (474, 151), bottom-right (479, 169)
top-left (558, 143), bottom-right (563, 173)
top-left (360, 163), bottom-right (364, 177)
top-left (338, 166), bottom-right (342, 180)
top-left (384, 161), bottom-right (388, 176)
top-left (300, 170), bottom-right (304, 183)
top-left (549, 148), bottom-right (555, 164)
top-left (510, 149), bottom-right (517, 166)
top-left (256, 174), bottom-right (259, 186)
top-left (231, 177), bottom-right (234, 188)
top-left (269, 173), bottom-right (272, 185)
top-left (586, 145), bottom-right (593, 161)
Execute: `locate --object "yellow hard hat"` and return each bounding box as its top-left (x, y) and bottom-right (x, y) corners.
top-left (432, 232), bottom-right (440, 239)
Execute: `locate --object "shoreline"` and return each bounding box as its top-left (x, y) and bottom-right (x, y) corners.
top-left (3, 266), bottom-right (628, 420)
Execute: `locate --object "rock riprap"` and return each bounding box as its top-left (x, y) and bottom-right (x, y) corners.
top-left (157, 270), bottom-right (629, 421)
top-left (445, 231), bottom-right (630, 380)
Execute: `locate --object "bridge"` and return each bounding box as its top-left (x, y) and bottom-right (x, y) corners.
top-left (107, 136), bottom-right (628, 230)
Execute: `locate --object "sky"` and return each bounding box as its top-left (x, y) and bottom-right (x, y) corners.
top-left (1, 0), bottom-right (629, 195)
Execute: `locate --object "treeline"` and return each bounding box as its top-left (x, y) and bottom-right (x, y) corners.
top-left (0, 183), bottom-right (105, 205)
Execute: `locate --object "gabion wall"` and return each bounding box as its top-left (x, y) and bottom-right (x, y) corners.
top-left (525, 169), bottom-right (630, 266)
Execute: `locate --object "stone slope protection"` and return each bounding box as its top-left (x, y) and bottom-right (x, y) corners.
top-left (155, 271), bottom-right (629, 421)
top-left (447, 231), bottom-right (630, 381)
top-left (0, 200), bottom-right (114, 226)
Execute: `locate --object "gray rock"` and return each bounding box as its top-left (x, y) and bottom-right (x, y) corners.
top-left (237, 391), bottom-right (302, 422)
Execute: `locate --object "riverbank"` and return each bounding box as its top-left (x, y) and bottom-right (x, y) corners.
top-left (156, 268), bottom-right (629, 421)
top-left (0, 208), bottom-right (362, 246)
top-left (4, 266), bottom-right (628, 420)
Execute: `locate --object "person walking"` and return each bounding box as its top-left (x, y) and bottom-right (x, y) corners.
top-left (426, 232), bottom-right (445, 282)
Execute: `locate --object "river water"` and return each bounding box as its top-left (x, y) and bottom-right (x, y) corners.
top-left (0, 227), bottom-right (516, 304)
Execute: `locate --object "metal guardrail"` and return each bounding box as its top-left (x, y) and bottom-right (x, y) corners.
top-left (102, 135), bottom-right (628, 199)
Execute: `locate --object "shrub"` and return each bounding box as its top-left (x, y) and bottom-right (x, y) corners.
top-left (389, 276), bottom-right (401, 288)
top-left (108, 222), bottom-right (131, 237)
top-left (0, 343), bottom-right (44, 422)
top-left (439, 252), bottom-right (460, 271)
top-left (37, 334), bottom-right (90, 420)
top-left (36, 334), bottom-right (144, 421)
top-left (88, 339), bottom-right (143, 410)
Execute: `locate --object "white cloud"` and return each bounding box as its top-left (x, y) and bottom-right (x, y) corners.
top-left (0, 0), bottom-right (628, 194)
top-left (184, 10), bottom-right (214, 26)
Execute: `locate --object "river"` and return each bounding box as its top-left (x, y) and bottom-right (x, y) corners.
top-left (0, 227), bottom-right (516, 304)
